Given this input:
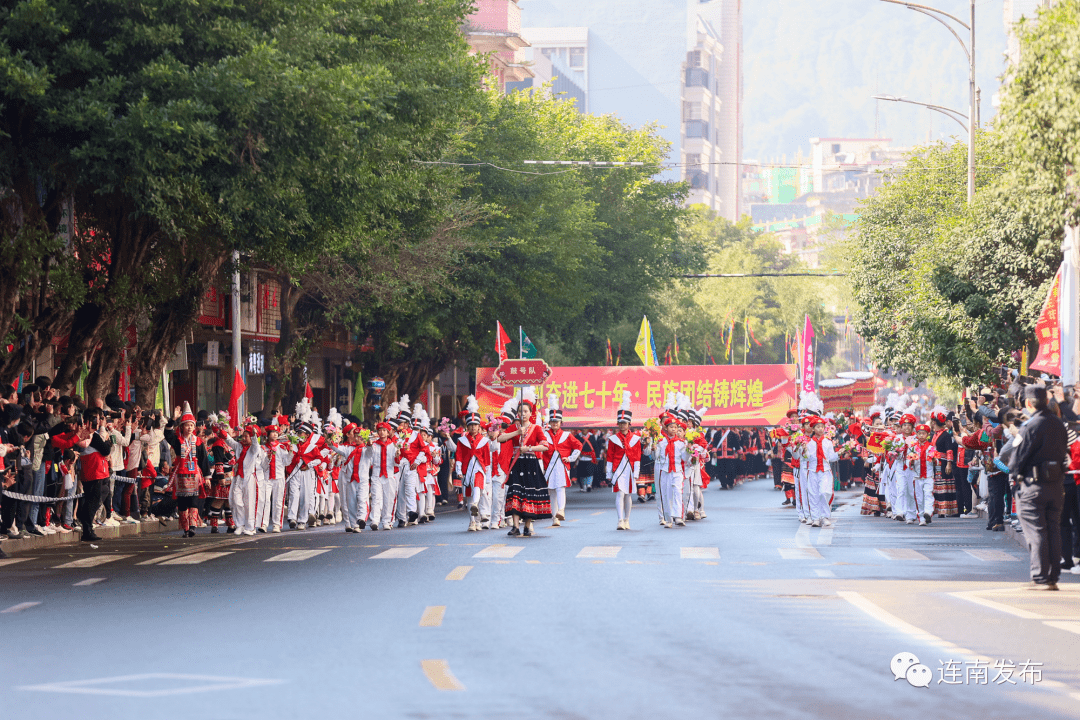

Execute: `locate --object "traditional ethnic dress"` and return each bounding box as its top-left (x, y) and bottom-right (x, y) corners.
top-left (932, 429), bottom-right (959, 517)
top-left (504, 424), bottom-right (552, 520)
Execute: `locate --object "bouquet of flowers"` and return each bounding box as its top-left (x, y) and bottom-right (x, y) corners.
top-left (839, 438), bottom-right (862, 458)
top-left (643, 417), bottom-right (663, 442)
top-left (327, 428), bottom-right (343, 445)
top-left (689, 442), bottom-right (709, 465)
top-left (357, 428), bottom-right (372, 445)
top-left (437, 417), bottom-right (453, 436)
top-left (685, 428), bottom-right (703, 443)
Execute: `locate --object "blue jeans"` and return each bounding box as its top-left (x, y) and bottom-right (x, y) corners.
top-left (26, 464), bottom-right (48, 527)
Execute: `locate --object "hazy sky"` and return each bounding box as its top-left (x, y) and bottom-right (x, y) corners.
top-left (743, 0), bottom-right (1008, 161)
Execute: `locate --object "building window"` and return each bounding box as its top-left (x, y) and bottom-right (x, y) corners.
top-left (685, 120), bottom-right (710, 138)
top-left (686, 169), bottom-right (710, 189)
top-left (831, 143), bottom-right (841, 153)
top-left (685, 153), bottom-right (702, 169)
top-left (568, 47), bottom-right (585, 68)
top-left (685, 67), bottom-right (710, 88)
top-left (687, 50), bottom-right (702, 68)
top-left (683, 101), bottom-right (703, 121)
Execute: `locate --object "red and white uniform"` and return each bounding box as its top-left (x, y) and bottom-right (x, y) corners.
top-left (455, 431), bottom-right (491, 521)
top-left (224, 436), bottom-right (266, 534)
top-left (906, 440), bottom-right (936, 521)
top-left (542, 430), bottom-right (583, 489)
top-left (259, 439), bottom-right (294, 531)
top-left (332, 440), bottom-right (371, 530)
top-left (368, 437), bottom-right (400, 529)
top-left (802, 435), bottom-right (838, 522)
top-left (655, 433), bottom-right (690, 524)
top-left (286, 433), bottom-right (324, 528)
top-left (605, 431), bottom-right (642, 494)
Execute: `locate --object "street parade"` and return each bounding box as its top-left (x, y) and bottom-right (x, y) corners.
top-left (4, 1), bottom-right (1080, 718)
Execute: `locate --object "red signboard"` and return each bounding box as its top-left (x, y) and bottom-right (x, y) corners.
top-left (494, 359), bottom-right (552, 386)
top-left (476, 364), bottom-right (798, 427)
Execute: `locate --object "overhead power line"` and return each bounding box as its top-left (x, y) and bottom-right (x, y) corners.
top-left (679, 272), bottom-right (848, 278)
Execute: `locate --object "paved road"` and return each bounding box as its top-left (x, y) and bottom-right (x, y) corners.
top-left (2, 478), bottom-right (1078, 719)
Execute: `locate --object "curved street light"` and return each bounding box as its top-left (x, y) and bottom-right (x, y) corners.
top-left (879, 0), bottom-right (976, 203)
top-left (872, 95), bottom-right (968, 133)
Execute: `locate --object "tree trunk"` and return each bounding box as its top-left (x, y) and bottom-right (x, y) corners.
top-left (131, 253), bottom-right (229, 407)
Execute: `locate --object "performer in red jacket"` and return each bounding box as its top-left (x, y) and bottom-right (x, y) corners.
top-left (498, 388), bottom-right (551, 537)
top-left (542, 393), bottom-right (582, 527)
top-left (455, 396), bottom-right (491, 532)
top-left (606, 392), bottom-right (641, 530)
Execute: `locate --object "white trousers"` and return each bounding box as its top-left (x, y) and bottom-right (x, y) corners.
top-left (370, 474), bottom-right (397, 528)
top-left (684, 483), bottom-right (704, 517)
top-left (342, 479), bottom-right (369, 529)
top-left (885, 465), bottom-right (901, 513)
top-left (470, 481), bottom-right (492, 520)
top-left (896, 470), bottom-right (915, 519)
top-left (616, 491), bottom-right (632, 521)
top-left (548, 486), bottom-right (566, 517)
top-left (396, 469), bottom-right (418, 522)
top-left (657, 471), bottom-right (684, 522)
top-left (806, 470), bottom-right (832, 520)
top-left (794, 466), bottom-right (807, 520)
top-left (230, 475), bottom-right (257, 533)
top-left (287, 469), bottom-right (316, 526)
top-left (420, 486), bottom-right (436, 517)
top-left (490, 474), bottom-right (507, 525)
top-left (259, 476), bottom-right (286, 530)
top-left (908, 475), bottom-right (935, 519)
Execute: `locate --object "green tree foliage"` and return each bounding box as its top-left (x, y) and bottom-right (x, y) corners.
top-left (356, 88), bottom-right (699, 397)
top-left (995, 0), bottom-right (1080, 231)
top-left (647, 206), bottom-right (834, 367)
top-left (845, 135), bottom-right (1058, 385)
top-left (0, 0), bottom-right (483, 401)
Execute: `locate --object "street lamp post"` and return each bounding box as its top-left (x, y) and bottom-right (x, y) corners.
top-left (879, 0), bottom-right (976, 204)
top-left (872, 95), bottom-right (968, 133)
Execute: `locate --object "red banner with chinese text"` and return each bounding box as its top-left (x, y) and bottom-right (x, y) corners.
top-left (474, 364), bottom-right (798, 427)
top-left (1030, 267), bottom-right (1062, 376)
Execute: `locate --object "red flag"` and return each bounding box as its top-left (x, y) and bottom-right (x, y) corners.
top-left (304, 381), bottom-right (313, 401)
top-left (1030, 267), bottom-right (1063, 375)
top-left (496, 321), bottom-right (511, 362)
top-left (228, 368), bottom-right (246, 427)
top-left (747, 319), bottom-right (762, 346)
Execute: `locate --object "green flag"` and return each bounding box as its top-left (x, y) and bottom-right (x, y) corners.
top-left (155, 371), bottom-right (166, 411)
top-left (520, 328), bottom-right (538, 359)
top-left (351, 371), bottom-right (365, 422)
top-left (75, 360), bottom-right (88, 399)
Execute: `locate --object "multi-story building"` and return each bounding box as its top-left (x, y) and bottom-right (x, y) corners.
top-left (464, 0), bottom-right (533, 92)
top-left (507, 27), bottom-right (588, 110)
top-left (1003, 0), bottom-right (1049, 64)
top-left (749, 138), bottom-right (905, 267)
top-left (519, 0), bottom-right (743, 221)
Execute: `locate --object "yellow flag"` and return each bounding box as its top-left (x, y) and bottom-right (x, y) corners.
top-left (635, 315), bottom-right (657, 366)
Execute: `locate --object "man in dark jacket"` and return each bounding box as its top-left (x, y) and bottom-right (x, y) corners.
top-left (1008, 386), bottom-right (1069, 590)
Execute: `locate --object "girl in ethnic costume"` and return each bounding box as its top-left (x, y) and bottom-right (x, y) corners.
top-left (498, 387), bottom-right (551, 537)
top-left (165, 402), bottom-right (210, 537)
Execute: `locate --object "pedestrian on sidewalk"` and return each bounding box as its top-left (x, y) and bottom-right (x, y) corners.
top-left (1008, 385), bottom-right (1068, 591)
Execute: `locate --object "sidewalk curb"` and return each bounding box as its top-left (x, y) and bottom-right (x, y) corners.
top-left (2, 518), bottom-right (181, 554)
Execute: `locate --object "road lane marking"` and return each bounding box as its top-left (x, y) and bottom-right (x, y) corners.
top-left (837, 591), bottom-right (971, 653)
top-left (815, 569), bottom-right (836, 578)
top-left (590, 511), bottom-right (607, 516)
top-left (473, 545), bottom-right (523, 559)
top-left (265, 549), bottom-right (332, 562)
top-left (577, 546), bottom-right (620, 559)
top-left (0, 557), bottom-right (30, 567)
top-left (816, 528), bottom-right (834, 546)
top-left (420, 606), bottom-right (446, 627)
top-left (73, 578), bottom-right (106, 586)
top-left (421, 660), bottom-right (465, 691)
top-left (680, 547), bottom-right (720, 560)
top-left (371, 547), bottom-right (427, 559)
top-left (17, 673), bottom-right (284, 696)
top-left (947, 590), bottom-right (1044, 619)
top-left (446, 566), bottom-right (472, 581)
top-left (876, 548), bottom-right (928, 561)
top-left (963, 549), bottom-right (1020, 562)
top-left (2, 601), bottom-right (41, 613)
top-left (795, 524), bottom-right (812, 548)
top-left (160, 552), bottom-right (234, 566)
top-left (54, 555), bottom-right (133, 569)
top-left (778, 547), bottom-right (822, 560)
